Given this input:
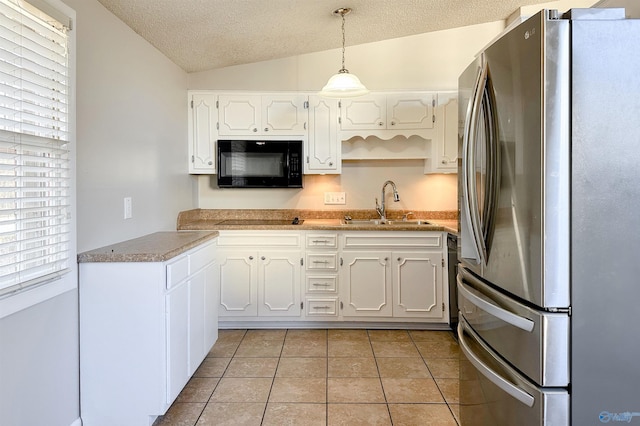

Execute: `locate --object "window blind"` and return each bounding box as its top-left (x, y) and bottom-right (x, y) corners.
top-left (0, 0), bottom-right (70, 295)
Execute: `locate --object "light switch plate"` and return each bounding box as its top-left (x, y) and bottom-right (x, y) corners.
top-left (324, 192), bottom-right (346, 205)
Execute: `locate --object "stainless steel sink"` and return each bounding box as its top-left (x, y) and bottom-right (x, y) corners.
top-left (341, 219), bottom-right (433, 226)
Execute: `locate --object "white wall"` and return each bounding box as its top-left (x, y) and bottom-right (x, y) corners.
top-left (189, 21), bottom-right (505, 212)
top-left (66, 0), bottom-right (194, 253)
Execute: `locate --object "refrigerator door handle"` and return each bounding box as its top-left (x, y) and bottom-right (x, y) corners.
top-left (458, 321), bottom-right (535, 407)
top-left (461, 59), bottom-right (487, 264)
top-left (458, 273), bottom-right (534, 332)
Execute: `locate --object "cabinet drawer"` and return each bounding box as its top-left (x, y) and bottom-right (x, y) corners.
top-left (306, 275), bottom-right (338, 293)
top-left (189, 242), bottom-right (215, 273)
top-left (166, 255), bottom-right (189, 289)
top-left (342, 232), bottom-right (442, 249)
top-left (306, 298), bottom-right (338, 316)
top-left (306, 253), bottom-right (337, 271)
top-left (306, 234), bottom-right (338, 249)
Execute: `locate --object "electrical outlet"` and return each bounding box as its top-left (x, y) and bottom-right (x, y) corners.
top-left (124, 197), bottom-right (132, 219)
top-left (324, 192), bottom-right (346, 205)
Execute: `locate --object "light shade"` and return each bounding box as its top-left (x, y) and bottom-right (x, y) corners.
top-left (319, 70), bottom-right (369, 98)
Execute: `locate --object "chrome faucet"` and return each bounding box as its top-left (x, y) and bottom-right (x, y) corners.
top-left (375, 180), bottom-right (400, 221)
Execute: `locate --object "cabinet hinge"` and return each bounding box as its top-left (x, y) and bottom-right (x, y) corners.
top-left (304, 122), bottom-right (307, 130)
top-left (432, 99), bottom-right (436, 107)
top-left (340, 257), bottom-right (343, 266)
top-left (338, 100), bottom-right (342, 108)
top-left (300, 257), bottom-right (304, 266)
top-left (338, 116), bottom-right (342, 125)
top-left (216, 100), bottom-right (219, 109)
top-left (190, 99), bottom-right (193, 108)
top-left (432, 114), bottom-right (436, 123)
top-left (442, 302), bottom-right (445, 312)
top-left (340, 301), bottom-right (343, 310)
top-left (216, 122), bottom-right (219, 130)
top-left (304, 101), bottom-right (309, 109)
top-left (442, 258), bottom-right (445, 267)
top-left (306, 155), bottom-right (309, 164)
top-left (300, 301), bottom-right (304, 309)
top-left (191, 155), bottom-right (194, 163)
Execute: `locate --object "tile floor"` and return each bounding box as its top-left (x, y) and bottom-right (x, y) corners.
top-left (154, 328), bottom-right (460, 426)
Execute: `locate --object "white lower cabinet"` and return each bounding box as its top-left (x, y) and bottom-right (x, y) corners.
top-left (392, 251), bottom-right (445, 319)
top-left (79, 239), bottom-right (218, 426)
top-left (340, 251), bottom-right (393, 317)
top-left (217, 231), bottom-right (303, 319)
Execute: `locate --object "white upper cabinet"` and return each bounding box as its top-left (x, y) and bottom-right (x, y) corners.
top-left (218, 94), bottom-right (307, 136)
top-left (425, 92), bottom-right (459, 174)
top-left (306, 95), bottom-right (340, 174)
top-left (188, 92), bottom-right (217, 174)
top-left (339, 92), bottom-right (436, 138)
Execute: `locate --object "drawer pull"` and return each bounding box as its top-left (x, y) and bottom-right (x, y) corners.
top-left (312, 283), bottom-right (331, 287)
top-left (312, 239), bottom-right (330, 244)
top-left (312, 260), bottom-right (330, 265)
top-left (312, 306), bottom-right (331, 310)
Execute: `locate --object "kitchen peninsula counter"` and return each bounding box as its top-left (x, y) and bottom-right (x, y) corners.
top-left (77, 230), bottom-right (219, 263)
top-left (177, 209), bottom-right (458, 234)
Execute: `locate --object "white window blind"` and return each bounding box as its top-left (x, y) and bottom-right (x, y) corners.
top-left (0, 0), bottom-right (70, 295)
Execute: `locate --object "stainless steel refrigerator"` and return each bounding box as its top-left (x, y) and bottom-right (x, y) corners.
top-left (457, 8), bottom-right (640, 426)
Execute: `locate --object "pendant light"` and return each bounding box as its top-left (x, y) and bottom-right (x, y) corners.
top-left (319, 7), bottom-right (369, 98)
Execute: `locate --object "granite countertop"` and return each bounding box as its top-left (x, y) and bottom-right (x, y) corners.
top-left (78, 231), bottom-right (219, 263)
top-left (177, 209), bottom-right (459, 234)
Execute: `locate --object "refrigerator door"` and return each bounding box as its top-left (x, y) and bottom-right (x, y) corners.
top-left (458, 267), bottom-right (569, 387)
top-left (459, 318), bottom-right (569, 426)
top-left (461, 10), bottom-right (570, 309)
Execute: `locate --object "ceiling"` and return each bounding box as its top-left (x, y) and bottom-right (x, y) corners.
top-left (97, 0), bottom-right (596, 73)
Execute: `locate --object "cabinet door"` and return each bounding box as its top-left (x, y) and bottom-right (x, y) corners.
top-left (218, 94), bottom-right (261, 135)
top-left (387, 93), bottom-right (435, 130)
top-left (340, 95), bottom-right (386, 130)
top-left (166, 283), bottom-right (189, 404)
top-left (218, 250), bottom-right (258, 316)
top-left (188, 268), bottom-right (206, 374)
top-left (428, 93), bottom-right (459, 173)
top-left (188, 93), bottom-right (217, 174)
top-left (392, 251), bottom-right (445, 319)
top-left (258, 250), bottom-right (302, 316)
top-left (340, 251), bottom-right (392, 317)
top-left (262, 94), bottom-right (307, 135)
top-left (203, 260), bottom-right (219, 352)
top-left (307, 95), bottom-right (340, 173)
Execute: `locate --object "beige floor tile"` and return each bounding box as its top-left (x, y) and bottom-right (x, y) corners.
top-left (388, 403), bottom-right (458, 425)
top-left (381, 378), bottom-right (445, 403)
top-left (243, 329), bottom-right (286, 342)
top-left (224, 357), bottom-right (278, 377)
top-left (269, 377), bottom-right (327, 403)
top-left (234, 339), bottom-right (283, 357)
top-left (285, 329), bottom-right (327, 342)
top-left (327, 403), bottom-right (392, 426)
top-left (415, 340), bottom-right (460, 359)
top-left (449, 403), bottom-right (460, 424)
top-left (281, 339), bottom-right (327, 357)
top-left (210, 378), bottom-right (273, 403)
top-left (154, 402), bottom-right (205, 426)
top-left (216, 329), bottom-right (247, 343)
top-left (176, 378), bottom-right (220, 403)
top-left (262, 403), bottom-right (326, 426)
top-left (196, 402), bottom-right (265, 426)
top-left (328, 329), bottom-right (370, 341)
top-left (276, 357), bottom-right (327, 378)
top-left (208, 340), bottom-right (240, 358)
top-left (409, 330), bottom-right (457, 343)
top-left (368, 329), bottom-right (411, 342)
top-left (435, 378), bottom-right (459, 404)
top-left (426, 358), bottom-right (459, 379)
top-left (328, 357), bottom-right (379, 378)
top-left (327, 378), bottom-right (385, 403)
top-left (328, 340), bottom-right (374, 357)
top-left (376, 357), bottom-right (431, 378)
top-left (193, 357), bottom-right (230, 378)
top-left (371, 341), bottom-right (420, 358)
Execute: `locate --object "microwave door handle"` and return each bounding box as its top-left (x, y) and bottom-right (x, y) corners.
top-left (457, 273), bottom-right (534, 332)
top-left (462, 61), bottom-right (488, 265)
top-left (458, 321), bottom-right (535, 407)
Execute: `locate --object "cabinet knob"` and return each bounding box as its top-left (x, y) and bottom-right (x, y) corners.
top-left (391, 121), bottom-right (396, 126)
top-left (249, 256), bottom-right (254, 260)
top-left (378, 121), bottom-right (384, 126)
top-left (397, 257), bottom-right (401, 261)
top-left (264, 128), bottom-right (269, 132)
top-left (208, 161), bottom-right (213, 165)
top-left (261, 256), bottom-right (266, 261)
top-left (329, 162), bottom-right (333, 166)
top-left (252, 128), bottom-right (257, 132)
top-left (384, 257), bottom-right (388, 261)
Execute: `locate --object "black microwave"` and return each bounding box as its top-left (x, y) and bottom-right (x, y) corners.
top-left (217, 140), bottom-right (303, 188)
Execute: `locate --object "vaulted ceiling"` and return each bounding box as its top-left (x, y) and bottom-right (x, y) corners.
top-left (97, 0), bottom-right (604, 73)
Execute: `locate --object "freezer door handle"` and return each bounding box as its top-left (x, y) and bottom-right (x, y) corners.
top-left (458, 321), bottom-right (535, 407)
top-left (458, 271), bottom-right (534, 332)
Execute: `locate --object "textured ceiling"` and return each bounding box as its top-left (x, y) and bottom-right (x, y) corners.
top-left (97, 0), bottom-right (584, 73)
